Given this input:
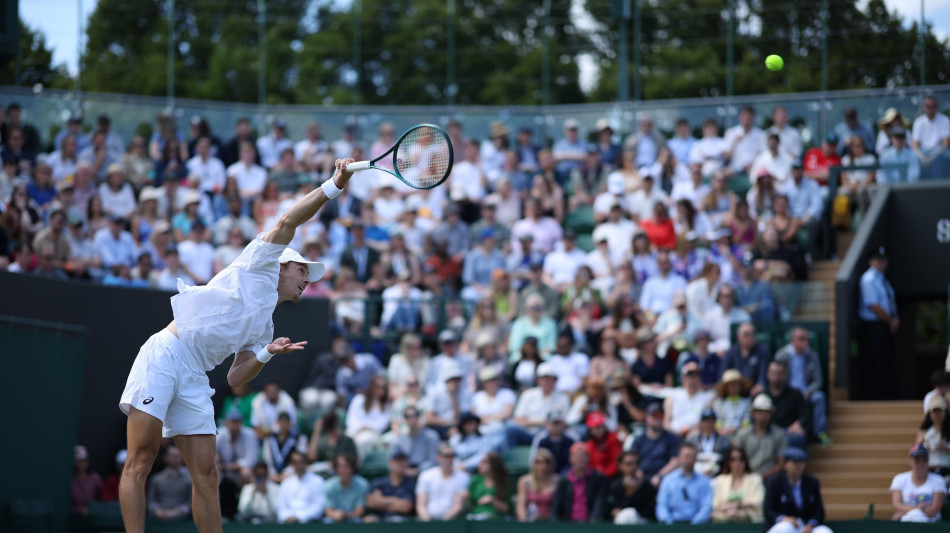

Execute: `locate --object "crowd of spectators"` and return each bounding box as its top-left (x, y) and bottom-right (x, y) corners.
top-left (22, 101), bottom-right (942, 528)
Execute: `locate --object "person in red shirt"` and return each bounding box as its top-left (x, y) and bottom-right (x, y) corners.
top-left (585, 412), bottom-right (623, 477)
top-left (640, 201), bottom-right (677, 251)
top-left (101, 449), bottom-right (127, 501)
top-left (802, 133), bottom-right (842, 187)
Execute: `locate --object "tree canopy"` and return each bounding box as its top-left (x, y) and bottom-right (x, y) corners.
top-left (9, 0), bottom-right (950, 104)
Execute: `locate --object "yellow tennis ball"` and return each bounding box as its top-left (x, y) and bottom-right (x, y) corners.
top-left (765, 54), bottom-right (784, 71)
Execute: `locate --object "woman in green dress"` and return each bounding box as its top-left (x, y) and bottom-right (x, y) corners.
top-left (467, 452), bottom-right (511, 520)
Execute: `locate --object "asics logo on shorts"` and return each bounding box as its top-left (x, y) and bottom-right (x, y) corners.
top-left (143, 397), bottom-right (154, 405)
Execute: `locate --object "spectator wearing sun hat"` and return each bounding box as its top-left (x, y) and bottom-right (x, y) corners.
top-left (712, 369), bottom-right (753, 436)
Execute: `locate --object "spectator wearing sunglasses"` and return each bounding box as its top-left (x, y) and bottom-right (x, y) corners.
top-left (415, 444), bottom-right (470, 521)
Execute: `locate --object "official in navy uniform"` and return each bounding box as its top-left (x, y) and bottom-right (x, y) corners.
top-left (857, 246), bottom-right (898, 399)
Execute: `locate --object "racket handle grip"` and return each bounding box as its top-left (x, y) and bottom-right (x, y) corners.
top-left (346, 161), bottom-right (371, 172)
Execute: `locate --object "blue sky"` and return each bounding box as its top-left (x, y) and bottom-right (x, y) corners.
top-left (20, 0), bottom-right (950, 77)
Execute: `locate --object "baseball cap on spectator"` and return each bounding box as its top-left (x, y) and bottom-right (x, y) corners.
top-left (67, 212), bottom-right (85, 227)
top-left (586, 411), bottom-right (607, 429)
top-left (443, 363), bottom-right (464, 382)
top-left (116, 449), bottom-right (128, 465)
top-left (693, 330), bottom-right (712, 342)
top-left (536, 362), bottom-right (557, 379)
top-left (751, 394), bottom-right (775, 411)
top-left (108, 213), bottom-right (126, 224)
top-left (635, 326), bottom-right (657, 345)
top-left (928, 395), bottom-right (948, 411)
top-left (890, 126), bottom-right (907, 137)
top-left (518, 126), bottom-right (533, 135)
top-left (106, 163), bottom-right (124, 176)
top-left (478, 365), bottom-right (500, 383)
top-left (459, 412), bottom-right (481, 427)
top-left (74, 445), bottom-right (89, 461)
top-left (182, 189), bottom-right (202, 207)
top-left (700, 408), bottom-right (716, 421)
top-left (563, 118), bottom-right (580, 131)
top-left (438, 329), bottom-right (458, 344)
top-left (596, 233), bottom-right (608, 244)
top-left (681, 361), bottom-right (701, 377)
top-left (595, 118), bottom-right (613, 133)
top-left (139, 186), bottom-right (162, 203)
top-left (791, 159), bottom-right (804, 169)
top-left (563, 229), bottom-right (576, 241)
top-left (868, 245), bottom-right (887, 260)
top-left (909, 443), bottom-right (930, 458)
top-left (783, 447), bottom-right (808, 462)
top-left (646, 402), bottom-right (664, 417)
top-left (474, 331), bottom-right (495, 351)
top-left (152, 220), bottom-right (172, 235)
top-left (479, 228), bottom-right (496, 241)
top-left (586, 143), bottom-right (599, 155)
top-left (56, 179), bottom-right (75, 193)
top-left (672, 291), bottom-right (687, 307)
top-left (825, 132), bottom-right (839, 144)
top-left (547, 409), bottom-right (566, 423)
top-left (273, 118), bottom-right (287, 129)
top-left (607, 172), bottom-right (625, 195)
top-left (519, 233), bottom-right (534, 242)
top-left (390, 448), bottom-right (409, 461)
top-left (68, 115), bottom-right (82, 124)
top-left (225, 410), bottom-right (244, 422)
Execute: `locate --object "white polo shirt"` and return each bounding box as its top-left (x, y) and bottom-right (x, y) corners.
top-left (724, 126), bottom-right (767, 173)
top-left (912, 113), bottom-right (950, 152)
top-left (186, 155), bottom-right (227, 193)
top-left (227, 161), bottom-right (268, 198)
top-left (171, 234), bottom-right (283, 372)
top-left (416, 467), bottom-right (470, 520)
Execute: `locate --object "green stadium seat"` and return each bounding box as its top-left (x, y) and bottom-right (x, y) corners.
top-left (503, 446), bottom-right (533, 477)
top-left (565, 205), bottom-right (596, 234)
top-left (575, 233), bottom-right (595, 252)
top-left (87, 501), bottom-right (123, 532)
top-left (727, 173), bottom-right (751, 197)
top-left (10, 499), bottom-right (53, 533)
top-left (358, 449), bottom-right (389, 479)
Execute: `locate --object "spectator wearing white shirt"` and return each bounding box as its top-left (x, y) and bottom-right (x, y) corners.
top-left (647, 146), bottom-right (691, 194)
top-left (450, 140), bottom-right (488, 210)
top-left (94, 213), bottom-right (138, 268)
top-left (346, 375), bottom-right (392, 459)
top-left (889, 444), bottom-right (947, 523)
top-left (724, 107), bottom-right (767, 175)
top-left (592, 202), bottom-right (639, 266)
top-left (627, 174), bottom-right (669, 223)
top-left (424, 366), bottom-right (474, 439)
top-left (639, 250), bottom-right (688, 317)
top-left (689, 118), bottom-right (728, 178)
top-left (186, 137), bottom-right (227, 194)
top-left (47, 134), bottom-right (79, 184)
top-left (257, 120), bottom-right (294, 170)
top-left (177, 220), bottom-right (215, 285)
top-left (480, 122), bottom-right (509, 186)
top-left (373, 182), bottom-right (406, 227)
top-left (380, 270), bottom-right (423, 332)
top-left (472, 366), bottom-right (517, 435)
top-left (97, 164), bottom-right (137, 220)
top-left (250, 381), bottom-right (298, 436)
top-left (750, 134), bottom-right (794, 189)
top-left (766, 106), bottom-right (802, 160)
top-left (702, 285), bottom-right (751, 354)
top-left (542, 230), bottom-right (588, 292)
top-left (153, 248), bottom-right (196, 290)
top-left (332, 123), bottom-right (359, 160)
top-left (217, 410), bottom-right (260, 484)
top-left (546, 333), bottom-right (591, 396)
top-left (415, 444), bottom-right (471, 521)
top-left (686, 263), bottom-right (721, 322)
top-left (586, 236), bottom-right (616, 294)
top-left (668, 118), bottom-right (697, 165)
top-left (592, 172), bottom-right (629, 223)
top-left (671, 165), bottom-right (712, 210)
top-left (427, 329), bottom-right (475, 392)
top-left (654, 291), bottom-right (703, 358)
top-left (277, 450), bottom-right (326, 523)
top-left (227, 142), bottom-right (268, 199)
top-left (213, 194), bottom-right (257, 246)
top-left (912, 96), bottom-right (950, 179)
top-left (509, 363), bottom-right (572, 444)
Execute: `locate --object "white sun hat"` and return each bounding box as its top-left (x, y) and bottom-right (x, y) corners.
top-left (279, 248), bottom-right (326, 282)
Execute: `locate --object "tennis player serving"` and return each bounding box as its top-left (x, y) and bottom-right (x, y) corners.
top-left (118, 158), bottom-right (356, 533)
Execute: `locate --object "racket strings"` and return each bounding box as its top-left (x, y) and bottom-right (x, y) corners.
top-left (395, 126), bottom-right (451, 188)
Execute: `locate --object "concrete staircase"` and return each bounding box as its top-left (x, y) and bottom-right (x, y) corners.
top-left (808, 400), bottom-right (922, 519)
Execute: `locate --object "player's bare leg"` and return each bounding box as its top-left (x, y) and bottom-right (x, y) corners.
top-left (119, 407), bottom-right (163, 533)
top-left (175, 433), bottom-right (222, 533)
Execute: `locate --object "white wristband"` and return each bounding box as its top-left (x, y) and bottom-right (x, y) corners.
top-left (321, 178), bottom-right (343, 200)
top-left (256, 346), bottom-right (275, 364)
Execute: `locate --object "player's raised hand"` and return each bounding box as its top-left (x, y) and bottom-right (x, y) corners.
top-left (333, 158), bottom-right (356, 186)
top-left (267, 337), bottom-right (308, 355)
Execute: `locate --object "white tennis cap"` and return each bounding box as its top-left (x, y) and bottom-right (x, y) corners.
top-left (279, 248), bottom-right (326, 282)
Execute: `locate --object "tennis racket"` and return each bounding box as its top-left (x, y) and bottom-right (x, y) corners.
top-left (346, 123), bottom-right (454, 189)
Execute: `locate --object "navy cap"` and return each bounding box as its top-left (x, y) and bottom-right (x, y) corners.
top-left (225, 410), bottom-right (243, 422)
top-left (825, 132), bottom-right (839, 144)
top-left (868, 245), bottom-right (887, 260)
top-left (646, 402), bottom-right (664, 416)
top-left (700, 408), bottom-right (717, 421)
top-left (783, 447), bottom-right (808, 462)
top-left (390, 448), bottom-right (409, 461)
top-left (909, 443), bottom-right (929, 458)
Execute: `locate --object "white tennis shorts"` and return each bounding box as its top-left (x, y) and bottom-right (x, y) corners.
top-left (119, 329), bottom-right (217, 438)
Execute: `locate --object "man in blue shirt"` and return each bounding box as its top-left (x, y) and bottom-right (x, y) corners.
top-left (365, 450), bottom-right (416, 522)
top-left (877, 127), bottom-right (920, 183)
top-left (833, 107), bottom-right (875, 156)
top-left (858, 246), bottom-right (898, 400)
top-left (552, 119), bottom-right (587, 185)
top-left (655, 443), bottom-right (712, 524)
top-left (782, 162), bottom-right (823, 255)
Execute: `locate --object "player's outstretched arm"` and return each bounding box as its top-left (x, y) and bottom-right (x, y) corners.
top-left (263, 158), bottom-right (355, 246)
top-left (228, 337), bottom-right (308, 387)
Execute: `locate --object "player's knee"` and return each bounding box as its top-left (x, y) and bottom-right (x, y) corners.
top-left (123, 450), bottom-right (157, 481)
top-left (189, 459), bottom-right (218, 486)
